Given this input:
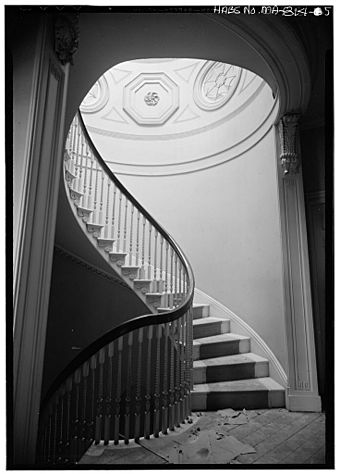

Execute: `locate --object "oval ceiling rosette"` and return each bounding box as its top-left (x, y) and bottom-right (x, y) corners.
top-left (194, 61), bottom-right (241, 111)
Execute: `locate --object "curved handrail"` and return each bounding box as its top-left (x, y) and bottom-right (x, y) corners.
top-left (38, 111), bottom-right (195, 463)
top-left (42, 111), bottom-right (195, 405)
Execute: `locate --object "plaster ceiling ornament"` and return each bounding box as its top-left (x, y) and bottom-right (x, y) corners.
top-left (194, 61), bottom-right (242, 111)
top-left (144, 92), bottom-right (160, 106)
top-left (123, 73), bottom-right (179, 125)
top-left (80, 77), bottom-right (109, 114)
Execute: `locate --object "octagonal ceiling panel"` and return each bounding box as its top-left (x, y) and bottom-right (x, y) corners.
top-left (80, 58), bottom-right (276, 175)
top-left (123, 73), bottom-right (179, 125)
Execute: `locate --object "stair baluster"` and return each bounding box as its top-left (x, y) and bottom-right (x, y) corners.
top-left (135, 210), bottom-right (141, 269)
top-left (124, 332), bottom-right (134, 444)
top-left (134, 327), bottom-right (144, 441)
top-left (153, 324), bottom-right (162, 437)
top-left (147, 221), bottom-right (152, 280)
top-left (104, 179), bottom-right (110, 239)
top-left (141, 215), bottom-right (146, 278)
top-left (116, 190), bottom-right (123, 252)
top-left (110, 184), bottom-right (117, 241)
top-left (114, 337), bottom-right (123, 444)
top-left (129, 204), bottom-right (134, 266)
top-left (169, 320), bottom-right (175, 430)
top-left (123, 195), bottom-right (128, 253)
top-left (161, 322), bottom-right (169, 434)
top-left (144, 325), bottom-right (153, 439)
top-left (104, 343), bottom-right (114, 444)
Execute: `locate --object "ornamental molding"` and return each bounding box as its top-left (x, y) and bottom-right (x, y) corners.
top-left (278, 113), bottom-right (301, 175)
top-left (54, 13), bottom-right (79, 65)
top-left (80, 77), bottom-right (109, 114)
top-left (87, 79), bottom-right (266, 141)
top-left (194, 61), bottom-right (241, 111)
top-left (54, 245), bottom-right (131, 290)
top-left (103, 97), bottom-right (279, 177)
top-left (123, 72), bottom-right (179, 125)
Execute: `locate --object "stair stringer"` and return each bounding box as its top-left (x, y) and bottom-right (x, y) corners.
top-left (61, 170), bottom-right (159, 315)
top-left (194, 288), bottom-right (288, 390)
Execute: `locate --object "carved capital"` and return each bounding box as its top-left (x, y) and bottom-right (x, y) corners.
top-left (54, 13), bottom-right (79, 65)
top-left (278, 113), bottom-right (300, 175)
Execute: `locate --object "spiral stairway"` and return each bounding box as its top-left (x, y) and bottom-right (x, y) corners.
top-left (38, 112), bottom-right (285, 465)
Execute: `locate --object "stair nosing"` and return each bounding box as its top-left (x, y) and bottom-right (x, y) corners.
top-left (193, 352), bottom-right (269, 368)
top-left (193, 333), bottom-right (250, 345)
top-left (192, 377), bottom-right (285, 393)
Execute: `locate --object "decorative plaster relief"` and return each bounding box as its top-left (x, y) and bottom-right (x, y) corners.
top-left (173, 105), bottom-right (200, 124)
top-left (109, 68), bottom-right (132, 84)
top-left (123, 73), bottom-right (179, 125)
top-left (80, 77), bottom-right (109, 114)
top-left (194, 61), bottom-right (241, 111)
top-left (174, 62), bottom-right (199, 83)
top-left (103, 105), bottom-right (129, 124)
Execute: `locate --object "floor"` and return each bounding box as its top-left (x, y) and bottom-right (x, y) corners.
top-left (79, 408), bottom-right (327, 466)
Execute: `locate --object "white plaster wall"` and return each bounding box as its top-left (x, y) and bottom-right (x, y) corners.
top-left (117, 130), bottom-right (287, 371)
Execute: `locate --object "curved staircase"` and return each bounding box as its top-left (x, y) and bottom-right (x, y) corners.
top-left (38, 112), bottom-right (285, 465)
top-left (191, 304), bottom-right (285, 411)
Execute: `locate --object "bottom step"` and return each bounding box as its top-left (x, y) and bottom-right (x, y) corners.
top-left (191, 377), bottom-right (285, 411)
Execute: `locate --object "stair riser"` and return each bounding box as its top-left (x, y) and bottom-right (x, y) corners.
top-left (193, 338), bottom-right (250, 360)
top-left (193, 305), bottom-right (210, 319)
top-left (193, 361), bottom-right (269, 384)
top-left (191, 390), bottom-right (285, 411)
top-left (193, 320), bottom-right (230, 339)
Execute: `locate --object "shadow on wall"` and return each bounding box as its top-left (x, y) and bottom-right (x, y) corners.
top-left (42, 248), bottom-right (150, 399)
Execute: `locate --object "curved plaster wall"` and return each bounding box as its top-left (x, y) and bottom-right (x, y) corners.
top-left (80, 59), bottom-right (288, 372)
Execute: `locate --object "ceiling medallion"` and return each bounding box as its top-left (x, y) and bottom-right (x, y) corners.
top-left (144, 92), bottom-right (160, 106)
top-left (123, 72), bottom-right (179, 125)
top-left (80, 77), bottom-right (109, 114)
top-left (194, 61), bottom-right (241, 111)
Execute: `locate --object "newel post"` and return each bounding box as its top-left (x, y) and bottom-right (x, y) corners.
top-left (277, 113), bottom-right (321, 412)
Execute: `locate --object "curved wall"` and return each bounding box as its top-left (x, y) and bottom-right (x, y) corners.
top-left (81, 59), bottom-right (288, 371)
top-left (119, 127), bottom-right (288, 371)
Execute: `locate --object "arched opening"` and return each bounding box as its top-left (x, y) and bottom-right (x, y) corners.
top-left (11, 8), bottom-right (330, 465)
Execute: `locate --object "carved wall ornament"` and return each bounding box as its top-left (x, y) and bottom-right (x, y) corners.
top-left (278, 113), bottom-right (301, 175)
top-left (194, 61), bottom-right (242, 111)
top-left (54, 13), bottom-right (79, 65)
top-left (144, 91), bottom-right (160, 106)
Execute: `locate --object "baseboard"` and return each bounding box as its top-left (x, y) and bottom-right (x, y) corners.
top-left (287, 392), bottom-right (322, 412)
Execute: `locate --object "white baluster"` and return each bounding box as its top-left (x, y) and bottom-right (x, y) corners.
top-left (117, 190), bottom-right (123, 252)
top-left (111, 185), bottom-right (117, 241)
top-left (123, 195), bottom-right (128, 253)
top-left (129, 204), bottom-right (135, 265)
top-left (148, 223), bottom-right (152, 280)
top-left (135, 210), bottom-right (141, 268)
top-left (154, 230), bottom-right (158, 282)
top-left (104, 177), bottom-right (110, 238)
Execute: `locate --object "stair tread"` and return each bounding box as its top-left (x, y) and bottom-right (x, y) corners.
top-left (193, 316), bottom-right (229, 326)
top-left (193, 352), bottom-right (268, 368)
top-left (193, 377), bottom-right (285, 393)
top-left (193, 333), bottom-right (250, 345)
top-left (193, 303), bottom-right (210, 308)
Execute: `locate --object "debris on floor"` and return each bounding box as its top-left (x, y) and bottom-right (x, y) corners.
top-left (217, 408), bottom-right (250, 425)
top-left (138, 422), bottom-right (256, 464)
